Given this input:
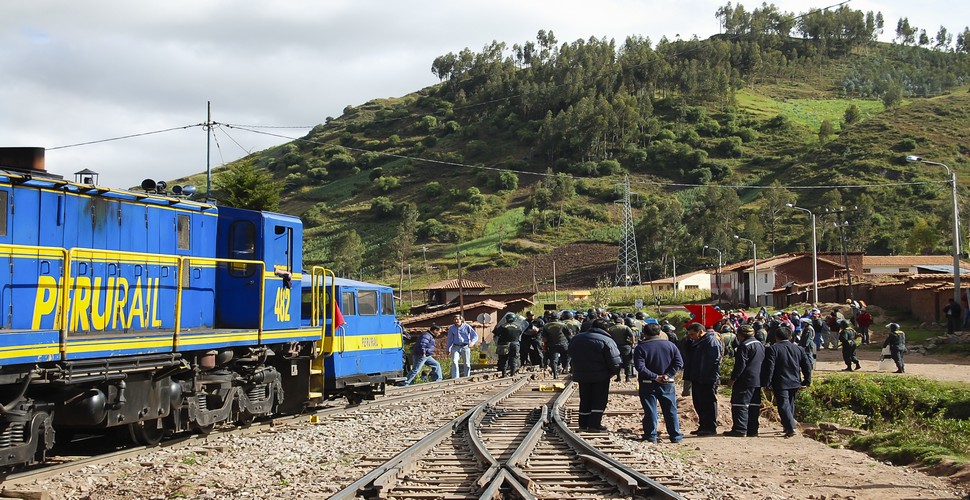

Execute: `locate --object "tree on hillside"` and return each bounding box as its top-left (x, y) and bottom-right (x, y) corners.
top-left (895, 18), bottom-right (917, 45)
top-left (212, 163), bottom-right (281, 211)
top-left (636, 195), bottom-right (686, 275)
top-left (818, 119), bottom-right (835, 142)
top-left (332, 230), bottom-right (365, 278)
top-left (906, 217), bottom-right (940, 253)
top-left (843, 104), bottom-right (861, 126)
top-left (935, 26), bottom-right (953, 51)
top-left (390, 203), bottom-right (419, 294)
top-left (760, 183), bottom-right (796, 254)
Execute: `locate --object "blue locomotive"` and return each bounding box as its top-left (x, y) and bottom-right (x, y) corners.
top-left (0, 147), bottom-right (404, 468)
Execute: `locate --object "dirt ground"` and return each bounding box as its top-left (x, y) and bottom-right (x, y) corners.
top-left (603, 346), bottom-right (970, 500)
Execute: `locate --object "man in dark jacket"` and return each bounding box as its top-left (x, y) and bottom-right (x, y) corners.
top-left (634, 322), bottom-right (684, 443)
top-left (567, 318), bottom-right (622, 432)
top-left (762, 325), bottom-right (813, 437)
top-left (724, 325), bottom-right (764, 437)
top-left (403, 324), bottom-right (443, 385)
top-left (684, 322), bottom-right (722, 436)
top-left (493, 313), bottom-right (523, 377)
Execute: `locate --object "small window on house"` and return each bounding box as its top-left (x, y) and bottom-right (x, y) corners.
top-left (177, 214), bottom-right (191, 250)
top-left (381, 291), bottom-right (395, 315)
top-left (764, 275), bottom-right (769, 284)
top-left (358, 290), bottom-right (378, 315)
top-left (899, 268), bottom-right (909, 273)
top-left (685, 285), bottom-right (699, 290)
top-left (863, 268), bottom-right (872, 273)
top-left (341, 291), bottom-right (357, 315)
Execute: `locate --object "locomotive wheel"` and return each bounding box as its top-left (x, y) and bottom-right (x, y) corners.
top-left (191, 422), bottom-right (215, 435)
top-left (127, 418), bottom-right (166, 446)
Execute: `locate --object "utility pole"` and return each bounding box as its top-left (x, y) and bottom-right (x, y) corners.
top-left (205, 101), bottom-right (213, 198)
top-left (614, 175), bottom-right (641, 286)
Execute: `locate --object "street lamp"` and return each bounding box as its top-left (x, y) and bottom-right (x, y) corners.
top-left (786, 203), bottom-right (818, 305)
top-left (703, 245), bottom-right (723, 306)
top-left (907, 155), bottom-right (961, 304)
top-left (735, 235), bottom-right (758, 306)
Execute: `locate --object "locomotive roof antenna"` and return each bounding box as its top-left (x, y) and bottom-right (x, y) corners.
top-left (205, 101), bottom-right (213, 200)
top-left (614, 175), bottom-right (641, 287)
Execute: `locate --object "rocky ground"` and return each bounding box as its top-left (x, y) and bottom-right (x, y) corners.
top-left (5, 347), bottom-right (969, 499)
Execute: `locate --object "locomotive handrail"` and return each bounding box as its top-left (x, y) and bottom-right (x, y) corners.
top-left (65, 248), bottom-right (266, 344)
top-left (0, 243), bottom-right (71, 356)
top-left (310, 266), bottom-right (338, 357)
top-left (174, 255), bottom-right (266, 343)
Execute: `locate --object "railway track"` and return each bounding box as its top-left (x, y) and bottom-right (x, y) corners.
top-left (0, 375), bottom-right (515, 488)
top-left (334, 378), bottom-right (682, 499)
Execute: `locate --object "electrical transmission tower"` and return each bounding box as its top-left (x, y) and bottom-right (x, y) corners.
top-left (614, 175), bottom-right (641, 287)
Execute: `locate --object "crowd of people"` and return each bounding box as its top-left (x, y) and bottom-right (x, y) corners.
top-left (401, 303), bottom-right (907, 441)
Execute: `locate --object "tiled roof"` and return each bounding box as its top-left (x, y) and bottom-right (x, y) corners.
top-left (863, 255), bottom-right (968, 267)
top-left (423, 278), bottom-right (491, 290)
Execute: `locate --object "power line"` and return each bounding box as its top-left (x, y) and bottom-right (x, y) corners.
top-left (48, 124), bottom-right (204, 150)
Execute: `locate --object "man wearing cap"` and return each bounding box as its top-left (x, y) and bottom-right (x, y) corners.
top-left (634, 322), bottom-right (684, 443)
top-left (403, 324), bottom-right (443, 385)
top-left (683, 322), bottom-right (722, 436)
top-left (447, 315), bottom-right (479, 379)
top-left (568, 318), bottom-right (622, 432)
top-left (493, 313), bottom-right (524, 377)
top-left (762, 325), bottom-right (813, 438)
top-left (724, 324), bottom-right (764, 437)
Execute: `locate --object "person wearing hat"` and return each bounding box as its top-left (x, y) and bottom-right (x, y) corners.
top-left (403, 324), bottom-right (443, 385)
top-left (447, 315), bottom-right (479, 379)
top-left (856, 307), bottom-right (872, 344)
top-left (882, 323), bottom-right (907, 373)
top-left (568, 318), bottom-right (622, 432)
top-left (724, 324), bottom-right (764, 437)
top-left (719, 324), bottom-right (737, 357)
top-left (634, 322), bottom-right (684, 443)
top-left (762, 325), bottom-right (813, 438)
top-left (493, 312), bottom-right (524, 377)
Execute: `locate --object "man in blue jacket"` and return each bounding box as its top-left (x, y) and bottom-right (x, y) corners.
top-left (762, 325), bottom-right (813, 437)
top-left (634, 322), bottom-right (684, 443)
top-left (403, 324), bottom-right (442, 385)
top-left (568, 318), bottom-right (622, 432)
top-left (683, 322), bottom-right (722, 436)
top-left (724, 324), bottom-right (764, 437)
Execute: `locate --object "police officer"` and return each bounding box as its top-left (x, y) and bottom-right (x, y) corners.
top-left (837, 319), bottom-right (861, 371)
top-left (724, 325), bottom-right (764, 437)
top-left (492, 313), bottom-right (523, 377)
top-left (568, 317), bottom-right (621, 432)
top-left (608, 317), bottom-right (637, 382)
top-left (883, 323), bottom-right (907, 373)
top-left (520, 311), bottom-right (545, 370)
top-left (543, 312), bottom-right (571, 378)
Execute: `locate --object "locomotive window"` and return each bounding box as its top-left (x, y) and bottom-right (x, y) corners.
top-left (228, 220), bottom-right (257, 277)
top-left (177, 214), bottom-right (191, 250)
top-left (274, 225), bottom-right (292, 272)
top-left (381, 291), bottom-right (395, 315)
top-left (0, 190), bottom-right (7, 236)
top-left (341, 291), bottom-right (356, 316)
top-left (358, 290), bottom-right (378, 316)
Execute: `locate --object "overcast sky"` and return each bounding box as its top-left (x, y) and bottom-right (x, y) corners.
top-left (2, 0), bottom-right (966, 189)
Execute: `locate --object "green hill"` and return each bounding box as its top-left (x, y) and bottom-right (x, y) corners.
top-left (177, 4), bottom-right (970, 291)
